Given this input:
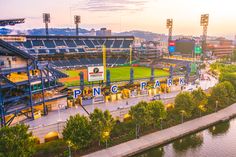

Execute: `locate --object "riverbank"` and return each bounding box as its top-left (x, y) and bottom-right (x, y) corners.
top-left (83, 103), bottom-right (236, 157)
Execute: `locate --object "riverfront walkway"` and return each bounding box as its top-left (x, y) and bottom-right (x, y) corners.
top-left (83, 103), bottom-right (236, 157)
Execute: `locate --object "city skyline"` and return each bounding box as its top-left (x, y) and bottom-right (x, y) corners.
top-left (0, 0), bottom-right (236, 38)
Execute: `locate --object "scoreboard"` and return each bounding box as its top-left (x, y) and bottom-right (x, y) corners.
top-left (175, 38), bottom-right (195, 54)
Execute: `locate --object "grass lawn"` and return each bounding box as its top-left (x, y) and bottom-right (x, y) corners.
top-left (109, 67), bottom-right (169, 81)
top-left (61, 66), bottom-right (169, 87)
top-left (63, 70), bottom-right (81, 77)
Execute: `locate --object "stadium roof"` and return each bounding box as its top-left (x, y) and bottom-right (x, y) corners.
top-left (0, 18), bottom-right (25, 26)
top-left (0, 39), bottom-right (34, 60)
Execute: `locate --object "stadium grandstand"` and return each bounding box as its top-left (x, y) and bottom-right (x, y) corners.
top-left (153, 58), bottom-right (192, 69)
top-left (0, 39), bottom-right (67, 126)
top-left (136, 41), bottom-right (162, 65)
top-left (1, 35), bottom-right (135, 68)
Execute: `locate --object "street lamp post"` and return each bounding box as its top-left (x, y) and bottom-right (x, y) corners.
top-left (58, 104), bottom-right (62, 122)
top-left (135, 124), bottom-right (139, 139)
top-left (180, 110), bottom-right (185, 124)
top-left (160, 118), bottom-right (163, 130)
top-left (67, 141), bottom-right (72, 157)
top-left (68, 145), bottom-right (71, 157)
top-left (103, 131), bottom-right (109, 148)
top-left (215, 100), bottom-right (218, 112)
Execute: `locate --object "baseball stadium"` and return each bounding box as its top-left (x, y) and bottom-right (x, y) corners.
top-left (0, 18), bottom-right (199, 127)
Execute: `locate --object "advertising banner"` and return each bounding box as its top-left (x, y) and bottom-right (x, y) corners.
top-left (88, 66), bottom-right (104, 82)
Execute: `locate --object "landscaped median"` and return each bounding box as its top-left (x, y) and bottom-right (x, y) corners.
top-left (0, 78), bottom-right (235, 157)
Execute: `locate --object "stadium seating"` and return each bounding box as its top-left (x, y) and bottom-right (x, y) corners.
top-left (104, 40), bottom-right (114, 48)
top-left (65, 40), bottom-right (76, 47)
top-left (123, 40), bottom-right (133, 48)
top-left (8, 36), bottom-right (134, 68)
top-left (10, 36), bottom-right (134, 55)
top-left (32, 40), bottom-right (44, 47)
top-left (153, 58), bottom-right (192, 69)
top-left (84, 40), bottom-right (95, 48)
top-left (54, 40), bottom-right (66, 46)
top-left (113, 40), bottom-right (122, 48)
top-left (74, 40), bottom-right (85, 46)
top-left (91, 40), bottom-right (100, 46)
top-left (23, 41), bottom-right (33, 48)
top-left (38, 49), bottom-right (47, 54)
top-left (50, 57), bottom-right (128, 68)
top-left (44, 40), bottom-right (56, 48)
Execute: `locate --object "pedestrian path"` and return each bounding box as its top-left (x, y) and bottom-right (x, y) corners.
top-left (83, 103), bottom-right (236, 157)
top-left (26, 91), bottom-right (179, 127)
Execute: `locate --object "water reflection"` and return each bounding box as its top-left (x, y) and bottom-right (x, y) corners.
top-left (133, 119), bottom-right (234, 157)
top-left (172, 133), bottom-right (203, 152)
top-left (134, 147), bottom-right (164, 157)
top-left (208, 121), bottom-right (230, 136)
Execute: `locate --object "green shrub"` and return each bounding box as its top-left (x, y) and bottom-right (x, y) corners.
top-left (34, 140), bottom-right (67, 157)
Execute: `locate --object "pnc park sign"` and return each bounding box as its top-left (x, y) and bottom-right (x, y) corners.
top-left (73, 77), bottom-right (185, 99)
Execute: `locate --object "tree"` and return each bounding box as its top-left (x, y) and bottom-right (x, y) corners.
top-left (230, 49), bottom-right (236, 62)
top-left (173, 134), bottom-right (203, 152)
top-left (89, 109), bottom-right (115, 146)
top-left (220, 72), bottom-right (236, 90)
top-left (89, 108), bottom-right (104, 145)
top-left (147, 101), bottom-right (167, 128)
top-left (62, 114), bottom-right (93, 150)
top-left (208, 121), bottom-right (230, 136)
top-left (102, 110), bottom-right (115, 142)
top-left (191, 88), bottom-right (208, 116)
top-left (129, 101), bottom-right (149, 138)
top-left (174, 92), bottom-right (195, 120)
top-left (208, 81), bottom-right (236, 110)
top-left (0, 124), bottom-right (36, 157)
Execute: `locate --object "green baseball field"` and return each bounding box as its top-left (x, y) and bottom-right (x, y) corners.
top-left (60, 66), bottom-right (169, 87)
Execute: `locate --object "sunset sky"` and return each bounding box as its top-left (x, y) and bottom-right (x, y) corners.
top-left (0, 0), bottom-right (235, 38)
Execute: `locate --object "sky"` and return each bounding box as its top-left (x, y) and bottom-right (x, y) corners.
top-left (0, 0), bottom-right (236, 38)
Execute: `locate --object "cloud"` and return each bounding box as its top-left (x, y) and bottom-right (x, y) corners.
top-left (71, 0), bottom-right (150, 12)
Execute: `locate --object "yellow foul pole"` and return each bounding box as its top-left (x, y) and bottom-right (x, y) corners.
top-left (103, 45), bottom-right (106, 82)
top-left (130, 45), bottom-right (132, 65)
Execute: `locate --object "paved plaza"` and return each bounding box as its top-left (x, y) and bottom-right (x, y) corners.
top-left (26, 72), bottom-right (217, 128)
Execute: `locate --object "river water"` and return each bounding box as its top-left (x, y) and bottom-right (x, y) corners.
top-left (134, 118), bottom-right (236, 157)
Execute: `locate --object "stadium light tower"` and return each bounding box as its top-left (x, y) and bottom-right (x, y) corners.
top-left (74, 15), bottom-right (81, 36)
top-left (200, 14), bottom-right (209, 55)
top-left (43, 13), bottom-right (50, 36)
top-left (166, 19), bottom-right (173, 42)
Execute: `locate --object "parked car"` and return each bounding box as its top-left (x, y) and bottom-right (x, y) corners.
top-left (151, 94), bottom-right (161, 101)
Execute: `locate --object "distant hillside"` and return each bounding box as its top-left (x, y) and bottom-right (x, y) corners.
top-left (115, 30), bottom-right (167, 41)
top-left (0, 28), bottom-right (11, 35)
top-left (0, 28), bottom-right (90, 36)
top-left (0, 28), bottom-right (228, 41)
top-left (0, 28), bottom-right (168, 41)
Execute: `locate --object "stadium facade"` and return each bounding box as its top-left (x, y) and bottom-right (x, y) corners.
top-left (0, 39), bottom-right (68, 126)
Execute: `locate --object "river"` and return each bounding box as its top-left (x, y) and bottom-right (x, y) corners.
top-left (134, 118), bottom-right (236, 157)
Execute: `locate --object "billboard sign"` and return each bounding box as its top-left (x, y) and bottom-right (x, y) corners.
top-left (194, 45), bottom-right (202, 54)
top-left (168, 46), bottom-right (176, 53)
top-left (169, 41), bottom-right (176, 46)
top-left (88, 66), bottom-right (104, 82)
